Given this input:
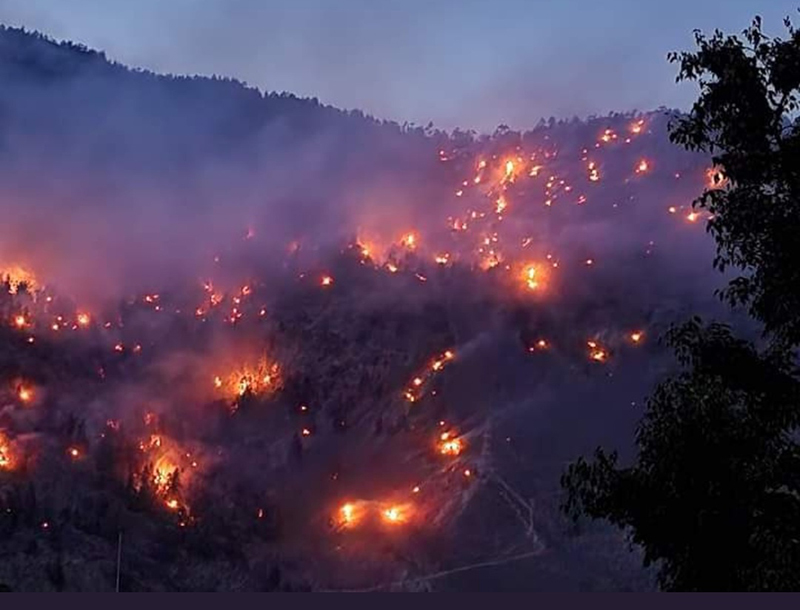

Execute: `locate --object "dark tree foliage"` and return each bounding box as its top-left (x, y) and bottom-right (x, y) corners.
top-left (562, 15), bottom-right (800, 591)
top-left (563, 320), bottom-right (800, 591)
top-left (668, 15), bottom-right (800, 348)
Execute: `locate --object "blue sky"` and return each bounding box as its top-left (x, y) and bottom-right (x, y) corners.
top-left (0, 0), bottom-right (797, 132)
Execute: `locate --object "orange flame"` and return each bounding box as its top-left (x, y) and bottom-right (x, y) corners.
top-left (381, 503), bottom-right (412, 525)
top-left (0, 432), bottom-right (13, 470)
top-left (401, 233), bottom-right (417, 249)
top-left (17, 384), bottom-right (33, 404)
top-left (439, 433), bottom-right (464, 456)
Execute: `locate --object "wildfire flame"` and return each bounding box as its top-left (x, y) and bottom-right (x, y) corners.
top-left (523, 265), bottom-right (539, 291)
top-left (401, 233), bottom-right (417, 249)
top-left (381, 503), bottom-right (412, 525)
top-left (587, 341), bottom-right (608, 362)
top-left (706, 166), bottom-right (728, 190)
top-left (0, 432), bottom-right (13, 470)
top-left (1, 265), bottom-right (38, 294)
top-left (214, 358), bottom-right (281, 402)
top-left (17, 384), bottom-right (33, 403)
top-left (438, 432), bottom-right (464, 456)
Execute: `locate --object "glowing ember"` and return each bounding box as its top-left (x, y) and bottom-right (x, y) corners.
top-left (686, 212), bottom-right (699, 222)
top-left (381, 504), bottom-right (411, 525)
top-left (600, 129), bottom-right (616, 143)
top-left (321, 275), bottom-right (334, 287)
top-left (165, 499), bottom-right (180, 511)
top-left (635, 159), bottom-right (650, 174)
top-left (439, 435), bottom-right (464, 456)
top-left (523, 265), bottom-right (539, 291)
top-left (13, 315), bottom-right (27, 329)
top-left (0, 432), bottom-right (13, 470)
top-left (706, 166), bottom-right (728, 190)
top-left (588, 341), bottom-right (608, 362)
top-left (17, 385), bottom-right (33, 403)
top-left (340, 503), bottom-right (355, 524)
top-left (336, 501), bottom-right (367, 528)
top-left (401, 233), bottom-right (417, 249)
top-left (301, 428), bottom-right (311, 437)
top-left (529, 339), bottom-right (549, 352)
top-left (67, 447), bottom-right (80, 459)
top-left (630, 331), bottom-right (644, 343)
top-left (77, 313), bottom-right (91, 327)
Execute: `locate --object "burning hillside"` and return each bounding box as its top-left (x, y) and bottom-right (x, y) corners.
top-left (0, 27), bottom-right (746, 591)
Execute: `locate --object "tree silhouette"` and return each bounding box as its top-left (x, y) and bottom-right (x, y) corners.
top-left (562, 15), bottom-right (800, 591)
top-left (669, 15), bottom-right (800, 348)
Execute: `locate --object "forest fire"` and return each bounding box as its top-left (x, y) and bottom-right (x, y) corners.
top-left (401, 232), bottom-right (418, 250)
top-left (0, 53), bottom-right (724, 590)
top-left (438, 431), bottom-right (464, 456)
top-left (0, 432), bottom-right (13, 470)
top-left (214, 358), bottom-right (281, 402)
top-left (17, 384), bottom-right (34, 404)
top-left (588, 341), bottom-right (608, 362)
top-left (381, 503), bottom-right (412, 525)
top-left (523, 265), bottom-right (539, 291)
top-left (1, 265), bottom-right (38, 294)
top-left (404, 349), bottom-right (455, 403)
top-left (706, 166), bottom-right (728, 190)
top-left (337, 502), bottom-right (363, 528)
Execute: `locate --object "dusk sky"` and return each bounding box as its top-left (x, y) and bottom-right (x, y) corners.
top-left (0, 0), bottom-right (797, 132)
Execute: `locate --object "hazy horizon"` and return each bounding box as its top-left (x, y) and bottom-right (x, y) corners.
top-left (0, 0), bottom-right (797, 133)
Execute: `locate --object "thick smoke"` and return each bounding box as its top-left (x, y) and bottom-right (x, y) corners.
top-left (0, 27), bottom-right (748, 592)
